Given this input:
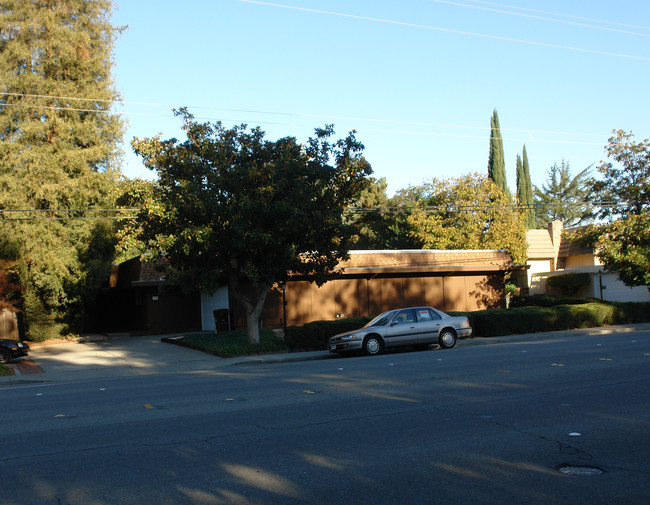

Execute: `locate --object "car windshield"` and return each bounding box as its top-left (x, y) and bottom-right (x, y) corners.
top-left (364, 311), bottom-right (396, 327)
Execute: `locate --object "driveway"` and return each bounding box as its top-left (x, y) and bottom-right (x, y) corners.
top-left (3, 334), bottom-right (223, 383)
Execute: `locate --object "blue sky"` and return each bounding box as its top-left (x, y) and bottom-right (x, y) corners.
top-left (111, 0), bottom-right (650, 195)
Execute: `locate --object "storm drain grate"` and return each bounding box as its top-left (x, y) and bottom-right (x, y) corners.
top-left (558, 465), bottom-right (604, 476)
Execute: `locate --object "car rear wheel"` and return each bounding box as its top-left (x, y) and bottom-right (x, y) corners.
top-left (363, 336), bottom-right (383, 356)
top-left (438, 329), bottom-right (457, 349)
top-left (0, 348), bottom-right (10, 364)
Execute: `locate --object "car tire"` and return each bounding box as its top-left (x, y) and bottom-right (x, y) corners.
top-left (438, 328), bottom-right (457, 349)
top-left (363, 336), bottom-right (383, 356)
top-left (0, 348), bottom-right (10, 364)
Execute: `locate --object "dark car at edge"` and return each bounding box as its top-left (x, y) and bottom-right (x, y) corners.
top-left (0, 339), bottom-right (30, 364)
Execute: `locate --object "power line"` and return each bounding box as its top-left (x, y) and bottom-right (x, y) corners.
top-left (428, 0), bottom-right (650, 37)
top-left (465, 0), bottom-right (650, 31)
top-left (238, 0), bottom-right (650, 61)
top-left (0, 93), bottom-right (610, 145)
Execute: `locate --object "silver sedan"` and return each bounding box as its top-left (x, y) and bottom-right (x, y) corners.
top-left (328, 307), bottom-right (472, 356)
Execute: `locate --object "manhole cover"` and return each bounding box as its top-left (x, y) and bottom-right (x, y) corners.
top-left (558, 465), bottom-right (604, 476)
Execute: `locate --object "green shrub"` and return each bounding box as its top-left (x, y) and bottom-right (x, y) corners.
top-left (510, 294), bottom-right (596, 308)
top-left (453, 301), bottom-right (649, 337)
top-left (285, 317), bottom-right (371, 351)
top-left (175, 329), bottom-right (287, 357)
top-left (0, 363), bottom-right (14, 376)
top-left (546, 272), bottom-right (591, 295)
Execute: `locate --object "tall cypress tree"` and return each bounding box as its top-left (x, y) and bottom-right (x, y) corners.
top-left (487, 109), bottom-right (510, 201)
top-left (0, 1), bottom-right (125, 340)
top-left (516, 145), bottom-right (535, 228)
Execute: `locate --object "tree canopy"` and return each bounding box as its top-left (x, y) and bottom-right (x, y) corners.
top-left (0, 0), bottom-right (125, 340)
top-left (573, 130), bottom-right (650, 287)
top-left (590, 130), bottom-right (650, 219)
top-left (533, 160), bottom-right (592, 228)
top-left (407, 173), bottom-right (527, 264)
top-left (130, 110), bottom-right (372, 343)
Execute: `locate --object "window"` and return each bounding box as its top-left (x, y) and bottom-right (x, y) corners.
top-left (394, 309), bottom-right (415, 324)
top-left (418, 308), bottom-right (441, 321)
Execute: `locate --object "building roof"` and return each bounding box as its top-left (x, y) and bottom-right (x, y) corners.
top-left (335, 249), bottom-right (523, 276)
top-left (113, 249), bottom-right (524, 287)
top-left (525, 229), bottom-right (556, 259)
top-left (558, 234), bottom-right (594, 258)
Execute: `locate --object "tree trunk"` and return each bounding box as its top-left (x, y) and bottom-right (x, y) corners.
top-left (228, 269), bottom-right (271, 345)
top-left (245, 294), bottom-right (268, 345)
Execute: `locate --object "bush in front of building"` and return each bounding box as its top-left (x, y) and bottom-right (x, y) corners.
top-left (173, 329), bottom-right (288, 357)
top-left (284, 317), bottom-right (372, 351)
top-left (454, 300), bottom-right (650, 338)
top-left (546, 273), bottom-right (592, 296)
top-left (509, 294), bottom-right (596, 307)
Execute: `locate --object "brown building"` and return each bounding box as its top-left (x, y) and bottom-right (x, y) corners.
top-left (95, 250), bottom-right (525, 335)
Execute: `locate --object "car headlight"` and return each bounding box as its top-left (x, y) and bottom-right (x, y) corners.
top-left (340, 334), bottom-right (360, 341)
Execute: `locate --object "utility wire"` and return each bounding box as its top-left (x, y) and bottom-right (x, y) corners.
top-left (465, 0), bottom-right (650, 31)
top-left (428, 0), bottom-right (650, 37)
top-left (0, 94), bottom-right (609, 145)
top-left (238, 0), bottom-right (650, 61)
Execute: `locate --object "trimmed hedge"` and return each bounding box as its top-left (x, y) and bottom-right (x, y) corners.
top-left (509, 294), bottom-right (596, 307)
top-left (450, 301), bottom-right (650, 338)
top-left (284, 317), bottom-right (371, 351)
top-left (284, 301), bottom-right (650, 350)
top-left (174, 329), bottom-right (288, 357)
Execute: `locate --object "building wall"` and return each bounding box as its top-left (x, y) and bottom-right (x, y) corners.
top-left (598, 272), bottom-right (650, 302)
top-left (564, 254), bottom-right (601, 269)
top-left (200, 287), bottom-right (230, 331)
top-left (527, 260), bottom-right (554, 294)
top-left (257, 272), bottom-right (504, 328)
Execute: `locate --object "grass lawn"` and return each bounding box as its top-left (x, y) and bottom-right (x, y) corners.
top-left (175, 329), bottom-right (288, 357)
top-left (0, 363), bottom-right (14, 376)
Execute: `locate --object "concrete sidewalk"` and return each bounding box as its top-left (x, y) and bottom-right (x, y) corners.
top-left (2, 323), bottom-right (649, 386)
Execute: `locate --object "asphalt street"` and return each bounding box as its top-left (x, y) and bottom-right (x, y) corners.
top-left (1, 325), bottom-right (649, 505)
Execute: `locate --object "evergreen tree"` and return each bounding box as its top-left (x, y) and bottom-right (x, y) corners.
top-left (487, 109), bottom-right (510, 201)
top-left (0, 1), bottom-right (125, 340)
top-left (533, 161), bottom-right (592, 228)
top-left (516, 145), bottom-right (535, 228)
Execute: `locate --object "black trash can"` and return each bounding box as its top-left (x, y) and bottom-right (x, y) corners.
top-left (213, 309), bottom-right (230, 332)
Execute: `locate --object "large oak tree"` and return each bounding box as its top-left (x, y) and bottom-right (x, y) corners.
top-left (132, 110), bottom-right (372, 343)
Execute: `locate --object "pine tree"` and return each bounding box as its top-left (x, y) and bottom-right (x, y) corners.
top-left (533, 161), bottom-right (592, 228)
top-left (487, 109), bottom-right (510, 201)
top-left (516, 145), bottom-right (535, 228)
top-left (0, 1), bottom-right (125, 340)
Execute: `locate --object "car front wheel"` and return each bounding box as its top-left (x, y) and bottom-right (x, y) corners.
top-left (438, 329), bottom-right (457, 349)
top-left (363, 336), bottom-right (383, 356)
top-left (0, 348), bottom-right (10, 364)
